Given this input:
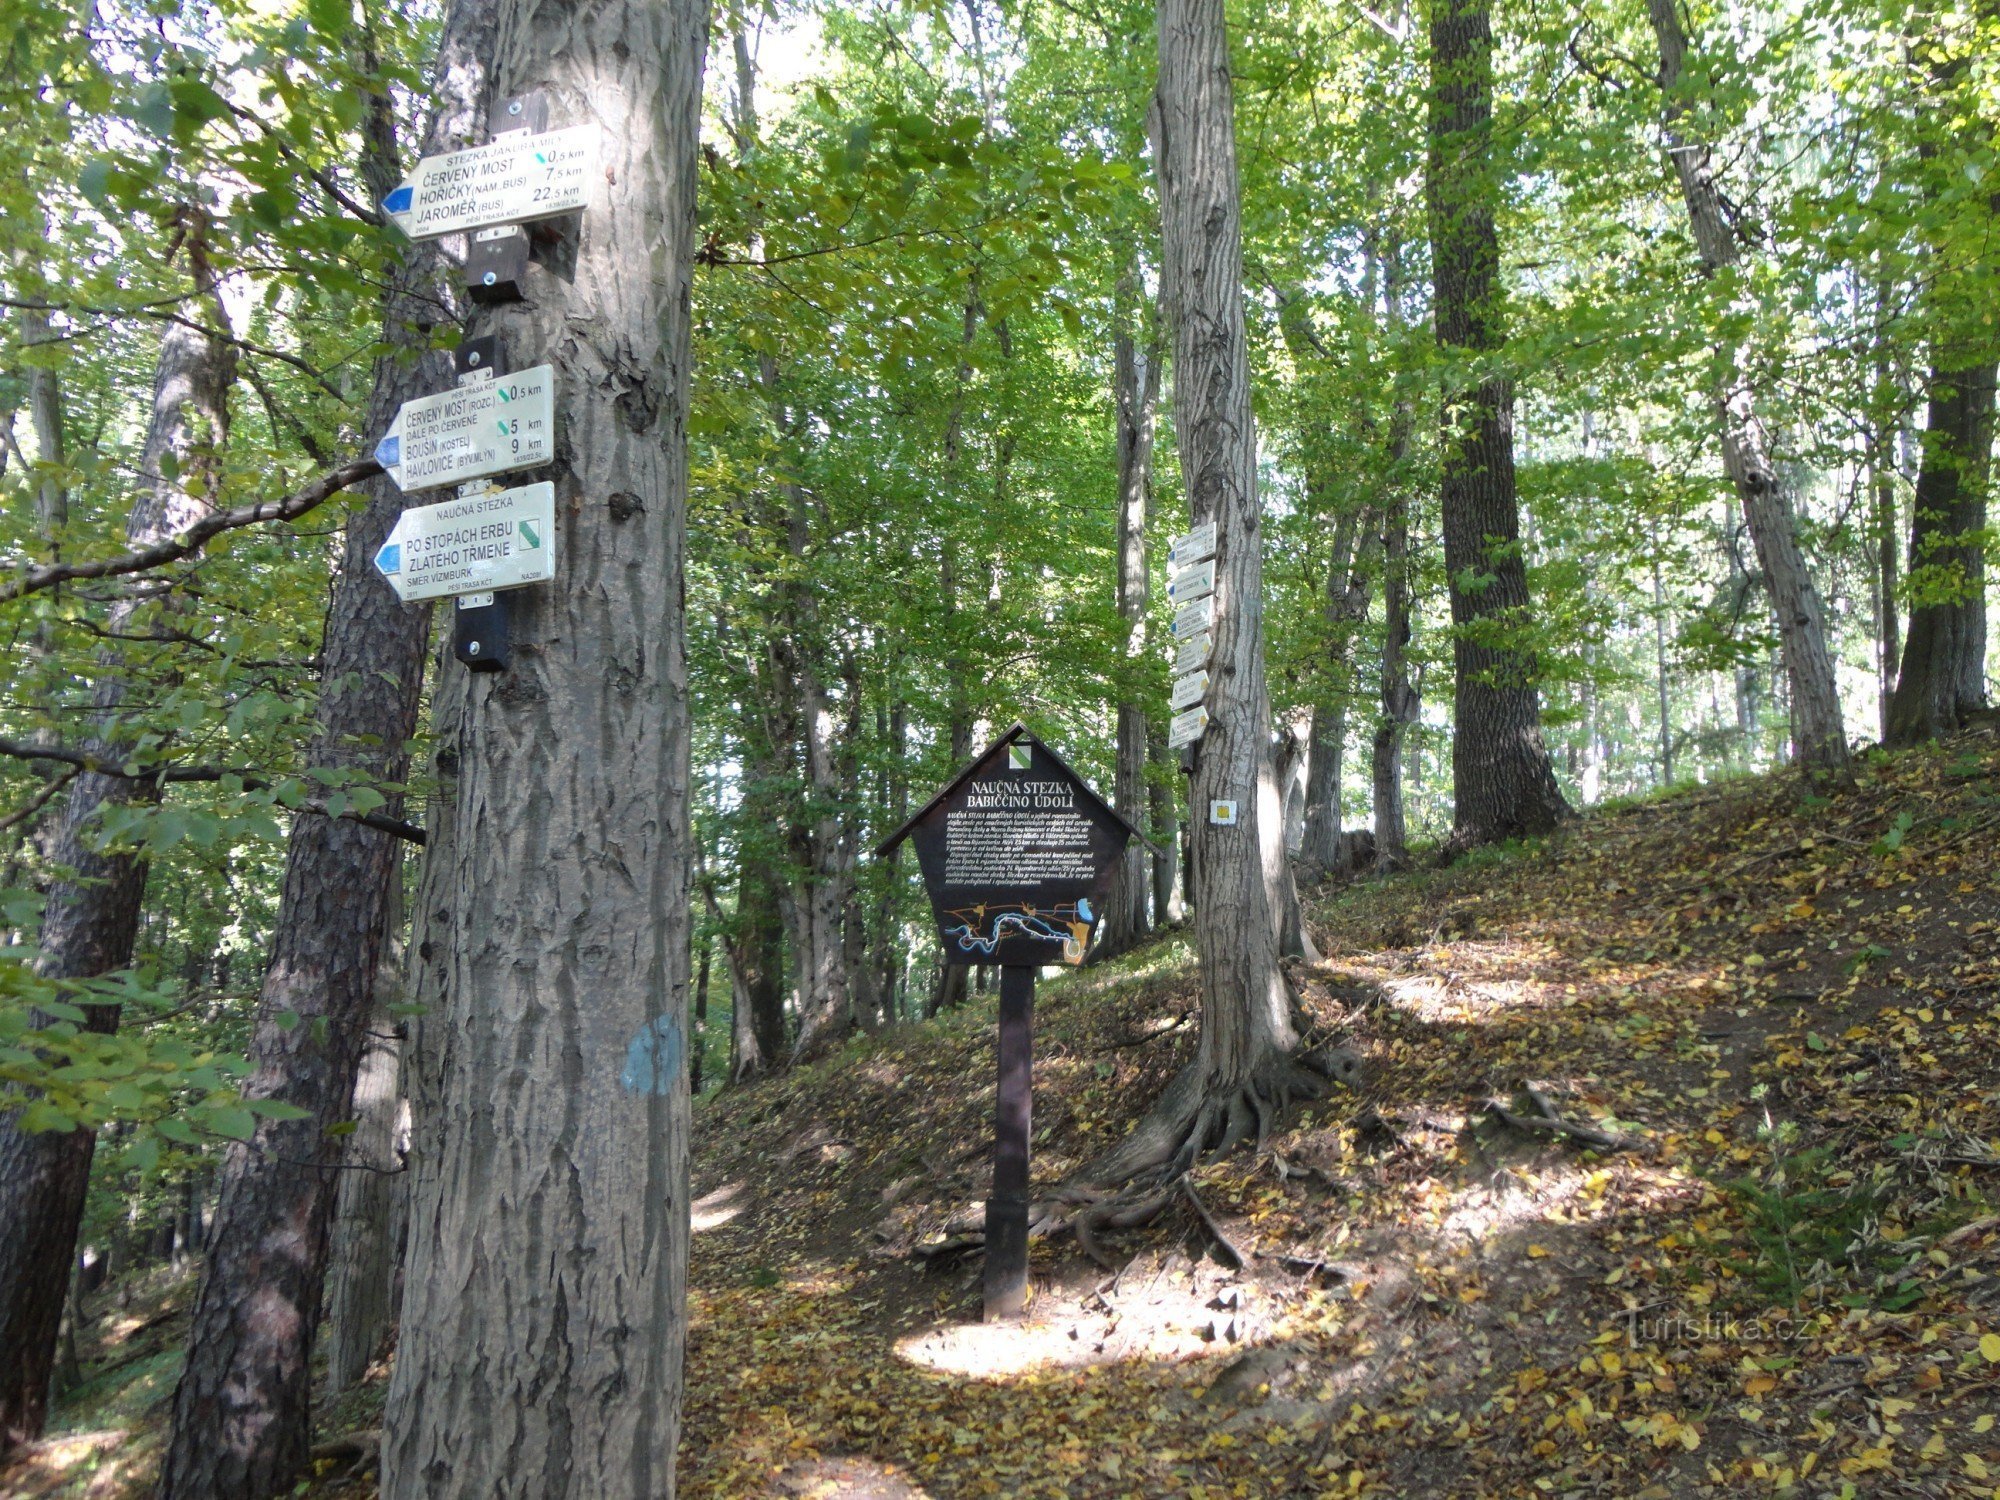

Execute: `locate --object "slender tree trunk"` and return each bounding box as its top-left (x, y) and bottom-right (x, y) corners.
top-left (1097, 269), bottom-right (1162, 962)
top-left (321, 863), bottom-right (412, 1399)
top-left (1298, 506), bottom-right (1363, 876)
top-left (690, 938), bottom-right (710, 1092)
top-left (1300, 506), bottom-right (1380, 876)
top-left (737, 851), bottom-right (787, 1069)
top-left (1647, 0), bottom-right (1848, 770)
top-left (1373, 481), bottom-right (1417, 870)
top-left (1094, 0), bottom-right (1323, 1184)
top-left (0, 226), bottom-right (234, 1454)
top-left (1427, 0), bottom-right (1570, 846)
top-left (1651, 525), bottom-right (1674, 785)
top-left (158, 31), bottom-right (471, 1485)
top-left (1147, 719), bottom-right (1183, 924)
top-left (320, 1001), bottom-right (408, 1397)
top-left (874, 697), bottom-right (907, 1014)
top-left (381, 0), bottom-right (704, 1489)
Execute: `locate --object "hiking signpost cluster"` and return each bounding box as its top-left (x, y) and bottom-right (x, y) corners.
top-left (369, 96), bottom-right (596, 669)
top-left (1166, 521), bottom-right (1216, 750)
top-left (880, 725), bottom-right (1152, 1318)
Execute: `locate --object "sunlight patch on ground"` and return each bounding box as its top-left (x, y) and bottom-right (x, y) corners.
top-left (693, 1179), bottom-right (748, 1232)
top-left (2, 1427), bottom-right (134, 1498)
top-left (773, 1455), bottom-right (934, 1499)
top-left (897, 1249), bottom-right (1289, 1378)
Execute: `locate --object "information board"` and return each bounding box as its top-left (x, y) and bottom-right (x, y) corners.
top-left (880, 727), bottom-right (1142, 967)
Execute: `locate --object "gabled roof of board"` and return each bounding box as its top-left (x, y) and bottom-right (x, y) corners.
top-left (875, 721), bottom-right (1164, 859)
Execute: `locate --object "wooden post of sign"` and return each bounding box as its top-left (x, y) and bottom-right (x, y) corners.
top-left (985, 963), bottom-right (1035, 1319)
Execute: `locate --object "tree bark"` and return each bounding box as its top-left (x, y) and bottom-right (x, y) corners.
top-left (1096, 267), bottom-right (1162, 962)
top-left (320, 1001), bottom-right (408, 1397)
top-left (1647, 0), bottom-right (1849, 770)
top-left (1093, 0), bottom-right (1318, 1184)
top-left (1147, 718), bottom-right (1184, 924)
top-left (157, 30), bottom-right (472, 1487)
top-left (1427, 0), bottom-right (1572, 846)
top-left (1299, 504), bottom-right (1378, 876)
top-left (1887, 359), bottom-right (1996, 742)
top-left (322, 864), bottom-right (412, 1399)
top-left (0, 224), bottom-right (234, 1454)
top-left (1884, 13), bottom-right (1997, 747)
top-left (380, 0), bottom-right (704, 1491)
top-left (1372, 478), bottom-right (1418, 870)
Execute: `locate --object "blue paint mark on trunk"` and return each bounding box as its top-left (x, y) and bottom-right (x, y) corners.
top-left (621, 1015), bottom-right (683, 1096)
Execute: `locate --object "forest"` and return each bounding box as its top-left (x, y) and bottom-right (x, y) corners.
top-left (0, 0), bottom-right (1996, 1493)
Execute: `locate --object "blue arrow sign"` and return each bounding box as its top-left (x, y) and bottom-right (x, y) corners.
top-left (382, 184), bottom-right (414, 216)
top-left (374, 541), bottom-right (402, 576)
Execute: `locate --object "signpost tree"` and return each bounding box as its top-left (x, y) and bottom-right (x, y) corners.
top-left (373, 1), bottom-right (707, 1494)
top-left (1089, 0), bottom-right (1331, 1186)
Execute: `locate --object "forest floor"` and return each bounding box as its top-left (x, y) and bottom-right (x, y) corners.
top-left (8, 724), bottom-right (2000, 1499)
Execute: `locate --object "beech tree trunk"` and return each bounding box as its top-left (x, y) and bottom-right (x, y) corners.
top-left (1096, 268), bottom-right (1162, 962)
top-left (1094, 0), bottom-right (1320, 1183)
top-left (1885, 22), bottom-right (1996, 745)
top-left (1887, 358), bottom-right (1996, 742)
top-left (1299, 504), bottom-right (1378, 877)
top-left (1373, 478), bottom-right (1418, 869)
top-left (0, 227), bottom-right (234, 1453)
top-left (1427, 0), bottom-right (1571, 846)
top-left (1147, 718), bottom-right (1184, 924)
top-left (1647, 0), bottom-right (1849, 770)
top-left (380, 0), bottom-right (704, 1491)
top-left (156, 30), bottom-right (473, 1486)
top-left (320, 995), bottom-right (408, 1397)
top-left (322, 865), bottom-right (412, 1398)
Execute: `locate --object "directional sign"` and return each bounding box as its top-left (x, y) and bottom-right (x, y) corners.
top-left (1167, 705), bottom-right (1209, 748)
top-left (1171, 596), bottom-right (1215, 641)
top-left (1166, 558), bottom-right (1215, 606)
top-left (381, 125), bottom-right (596, 241)
top-left (1170, 669), bottom-right (1210, 712)
top-left (1172, 632), bottom-right (1212, 676)
top-left (373, 482), bottom-right (555, 603)
top-left (1168, 522), bottom-right (1217, 570)
top-left (374, 366), bottom-right (554, 493)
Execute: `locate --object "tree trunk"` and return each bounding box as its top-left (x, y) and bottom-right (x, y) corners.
top-left (0, 225), bottom-right (234, 1454)
top-left (1373, 475), bottom-right (1417, 869)
top-left (690, 938), bottom-right (710, 1092)
top-left (734, 851), bottom-right (787, 1073)
top-left (322, 870), bottom-right (413, 1399)
top-left (1299, 505), bottom-right (1380, 877)
top-left (1427, 0), bottom-right (1571, 846)
top-left (380, 0), bottom-right (704, 1490)
top-left (1887, 359), bottom-right (1997, 742)
top-left (1094, 0), bottom-right (1320, 1184)
top-left (1096, 268), bottom-right (1162, 962)
top-left (1147, 719), bottom-right (1183, 924)
top-left (320, 1001), bottom-right (408, 1397)
top-left (1646, 0), bottom-right (1848, 770)
top-left (1651, 524), bottom-right (1674, 785)
top-left (157, 37), bottom-right (467, 1488)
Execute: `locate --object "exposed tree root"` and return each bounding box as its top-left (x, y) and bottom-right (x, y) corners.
top-left (1484, 1087), bottom-right (1639, 1153)
top-left (1082, 1044), bottom-right (1356, 1191)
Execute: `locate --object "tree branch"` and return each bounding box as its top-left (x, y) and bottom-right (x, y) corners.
top-left (0, 740), bottom-right (425, 845)
top-left (0, 458), bottom-right (383, 605)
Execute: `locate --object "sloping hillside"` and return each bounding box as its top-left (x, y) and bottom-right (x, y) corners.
top-left (8, 727), bottom-right (1998, 1499)
top-left (679, 727), bottom-right (2000, 1498)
